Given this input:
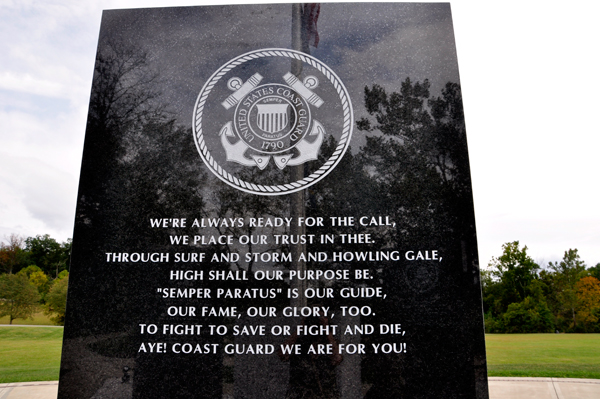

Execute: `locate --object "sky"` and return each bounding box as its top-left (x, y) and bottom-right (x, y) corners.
top-left (0, 0), bottom-right (599, 269)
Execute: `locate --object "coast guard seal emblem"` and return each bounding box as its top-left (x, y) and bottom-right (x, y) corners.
top-left (193, 48), bottom-right (353, 195)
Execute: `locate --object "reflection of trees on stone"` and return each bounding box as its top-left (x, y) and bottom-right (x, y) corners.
top-left (119, 122), bottom-right (207, 240)
top-left (210, 169), bottom-right (289, 274)
top-left (356, 79), bottom-right (485, 397)
top-left (209, 171), bottom-right (294, 399)
top-left (77, 37), bottom-right (168, 240)
top-left (107, 77), bottom-right (225, 399)
top-left (65, 36), bottom-right (223, 398)
top-left (88, 38), bottom-right (163, 137)
top-left (310, 136), bottom-right (377, 221)
top-left (71, 37), bottom-right (188, 333)
top-left (206, 168), bottom-right (292, 322)
top-left (304, 136), bottom-right (380, 301)
top-left (358, 79), bottom-right (474, 250)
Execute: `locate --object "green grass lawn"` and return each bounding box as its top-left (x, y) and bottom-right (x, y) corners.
top-left (0, 326), bottom-right (63, 383)
top-left (0, 330), bottom-right (599, 383)
top-left (486, 334), bottom-right (600, 379)
top-left (0, 311), bottom-right (54, 325)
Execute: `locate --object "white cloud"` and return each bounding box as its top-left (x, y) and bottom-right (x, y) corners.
top-left (0, 72), bottom-right (66, 98)
top-left (0, 153), bottom-right (77, 241)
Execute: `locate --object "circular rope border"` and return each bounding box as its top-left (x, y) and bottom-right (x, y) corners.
top-left (192, 48), bottom-right (353, 196)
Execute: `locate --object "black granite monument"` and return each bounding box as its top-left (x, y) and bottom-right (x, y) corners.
top-left (60, 3), bottom-right (488, 398)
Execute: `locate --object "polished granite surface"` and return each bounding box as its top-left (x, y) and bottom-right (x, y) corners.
top-left (61, 4), bottom-right (487, 398)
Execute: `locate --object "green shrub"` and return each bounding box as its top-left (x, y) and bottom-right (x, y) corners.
top-left (501, 297), bottom-right (554, 333)
top-left (44, 275), bottom-right (68, 325)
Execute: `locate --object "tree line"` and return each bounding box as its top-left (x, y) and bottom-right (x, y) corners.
top-left (483, 241), bottom-right (600, 333)
top-left (0, 234), bottom-right (70, 325)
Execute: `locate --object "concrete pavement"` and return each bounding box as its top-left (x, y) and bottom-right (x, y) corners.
top-left (0, 381), bottom-right (58, 399)
top-left (2, 378), bottom-right (600, 398)
top-left (488, 377), bottom-right (600, 399)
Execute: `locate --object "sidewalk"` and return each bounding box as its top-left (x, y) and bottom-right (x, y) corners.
top-left (0, 381), bottom-right (58, 399)
top-left (488, 377), bottom-right (600, 399)
top-left (2, 378), bottom-right (600, 398)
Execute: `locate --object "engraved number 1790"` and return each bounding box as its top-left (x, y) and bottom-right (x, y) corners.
top-left (262, 141), bottom-right (284, 150)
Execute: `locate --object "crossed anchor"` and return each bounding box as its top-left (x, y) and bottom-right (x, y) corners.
top-left (219, 72), bottom-right (325, 170)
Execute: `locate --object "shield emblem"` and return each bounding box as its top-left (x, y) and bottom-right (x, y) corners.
top-left (256, 104), bottom-right (289, 133)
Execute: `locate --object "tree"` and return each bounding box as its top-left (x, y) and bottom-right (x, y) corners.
top-left (575, 276), bottom-right (600, 332)
top-left (17, 265), bottom-right (50, 300)
top-left (501, 295), bottom-right (554, 333)
top-left (44, 274), bottom-right (69, 325)
top-left (588, 263), bottom-right (600, 281)
top-left (548, 249), bottom-right (586, 329)
top-left (0, 234), bottom-right (27, 274)
top-left (24, 234), bottom-right (70, 277)
top-left (0, 273), bottom-right (40, 324)
top-left (485, 241), bottom-right (540, 317)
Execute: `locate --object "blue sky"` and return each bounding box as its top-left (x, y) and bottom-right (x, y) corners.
top-left (1, 0), bottom-right (599, 268)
